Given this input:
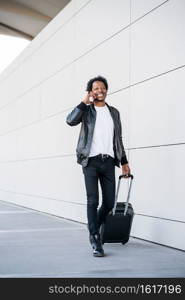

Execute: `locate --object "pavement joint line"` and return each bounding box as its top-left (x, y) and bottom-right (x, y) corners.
top-left (0, 272), bottom-right (181, 278)
top-left (0, 227), bottom-right (86, 233)
top-left (0, 273), bottom-right (134, 278)
top-left (0, 211), bottom-right (34, 214)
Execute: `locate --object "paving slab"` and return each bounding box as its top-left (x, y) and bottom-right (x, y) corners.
top-left (0, 200), bottom-right (185, 278)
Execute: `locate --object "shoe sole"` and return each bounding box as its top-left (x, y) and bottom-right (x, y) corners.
top-left (93, 252), bottom-right (104, 257)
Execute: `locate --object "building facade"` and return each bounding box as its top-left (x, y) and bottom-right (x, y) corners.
top-left (0, 0), bottom-right (184, 250)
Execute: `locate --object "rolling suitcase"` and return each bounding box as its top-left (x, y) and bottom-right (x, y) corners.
top-left (100, 174), bottom-right (134, 244)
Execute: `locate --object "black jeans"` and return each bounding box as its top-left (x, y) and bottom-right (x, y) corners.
top-left (82, 155), bottom-right (115, 235)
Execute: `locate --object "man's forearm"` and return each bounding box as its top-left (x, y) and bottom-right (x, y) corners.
top-left (66, 102), bottom-right (87, 126)
top-left (121, 155), bottom-right (128, 165)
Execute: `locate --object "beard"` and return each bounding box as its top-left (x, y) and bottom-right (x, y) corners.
top-left (94, 98), bottom-right (105, 102)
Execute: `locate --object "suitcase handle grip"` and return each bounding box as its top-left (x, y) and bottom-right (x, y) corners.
top-left (112, 174), bottom-right (134, 216)
top-left (119, 174), bottom-right (134, 180)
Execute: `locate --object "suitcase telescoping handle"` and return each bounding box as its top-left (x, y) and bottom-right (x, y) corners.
top-left (112, 174), bottom-right (134, 216)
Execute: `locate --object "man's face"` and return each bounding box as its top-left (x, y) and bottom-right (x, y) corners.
top-left (91, 81), bottom-right (107, 101)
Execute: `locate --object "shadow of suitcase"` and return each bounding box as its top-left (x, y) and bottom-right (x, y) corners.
top-left (100, 174), bottom-right (134, 245)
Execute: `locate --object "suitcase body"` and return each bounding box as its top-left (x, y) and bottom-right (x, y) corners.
top-left (100, 174), bottom-right (134, 244)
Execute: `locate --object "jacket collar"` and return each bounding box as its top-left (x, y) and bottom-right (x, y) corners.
top-left (91, 101), bottom-right (111, 111)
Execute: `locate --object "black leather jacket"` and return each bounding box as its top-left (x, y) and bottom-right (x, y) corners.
top-left (66, 101), bottom-right (128, 168)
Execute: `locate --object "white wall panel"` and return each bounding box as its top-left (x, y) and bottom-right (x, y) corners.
top-left (0, 57), bottom-right (20, 84)
top-left (0, 73), bottom-right (21, 109)
top-left (129, 67), bottom-right (185, 148)
top-left (0, 0), bottom-right (79, 93)
top-left (40, 64), bottom-right (75, 118)
top-left (0, 156), bottom-right (87, 222)
top-left (15, 113), bottom-right (79, 160)
top-left (0, 0), bottom-right (184, 251)
top-left (38, 21), bottom-right (75, 81)
top-left (132, 215), bottom-right (185, 250)
top-left (74, 0), bottom-right (130, 58)
top-left (0, 88), bottom-right (40, 135)
top-left (15, 88), bottom-right (41, 128)
top-left (131, 0), bottom-right (167, 21)
top-left (107, 89), bottom-right (130, 148)
top-left (131, 0), bottom-right (185, 83)
top-left (0, 190), bottom-right (87, 223)
top-left (129, 145), bottom-right (185, 221)
top-left (0, 53), bottom-right (42, 107)
top-left (0, 0), bottom-right (76, 81)
top-left (0, 156), bottom-right (85, 205)
top-left (0, 79), bottom-right (11, 109)
top-left (0, 134), bottom-right (17, 161)
top-left (0, 162), bottom-right (16, 191)
top-left (74, 29), bottom-right (130, 97)
top-left (0, 104), bottom-right (16, 135)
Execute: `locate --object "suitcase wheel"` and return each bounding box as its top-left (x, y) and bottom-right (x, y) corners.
top-left (121, 238), bottom-right (129, 245)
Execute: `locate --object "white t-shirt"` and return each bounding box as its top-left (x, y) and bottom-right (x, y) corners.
top-left (89, 105), bottom-right (114, 158)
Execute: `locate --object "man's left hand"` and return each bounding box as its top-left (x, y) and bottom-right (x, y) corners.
top-left (122, 164), bottom-right (131, 177)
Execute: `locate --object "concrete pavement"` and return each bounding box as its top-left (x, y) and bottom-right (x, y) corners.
top-left (0, 200), bottom-right (185, 278)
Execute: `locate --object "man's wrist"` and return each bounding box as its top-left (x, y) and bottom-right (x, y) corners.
top-left (121, 156), bottom-right (128, 165)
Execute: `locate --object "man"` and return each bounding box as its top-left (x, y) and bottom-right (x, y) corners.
top-left (66, 76), bottom-right (131, 257)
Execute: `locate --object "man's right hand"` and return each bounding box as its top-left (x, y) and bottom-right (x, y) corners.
top-left (82, 92), bottom-right (94, 104)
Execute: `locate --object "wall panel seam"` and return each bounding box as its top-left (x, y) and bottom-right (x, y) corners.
top-left (0, 0), bottom-right (171, 112)
top-left (0, 188), bottom-right (85, 206)
top-left (0, 141), bottom-right (185, 163)
top-left (135, 213), bottom-right (185, 224)
top-left (0, 191), bottom-right (184, 223)
top-left (0, 0), bottom-right (170, 85)
top-left (0, 63), bottom-right (184, 138)
top-left (0, 0), bottom-right (93, 84)
top-left (0, 142), bottom-right (185, 163)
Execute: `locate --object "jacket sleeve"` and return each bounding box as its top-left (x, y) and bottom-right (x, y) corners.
top-left (66, 102), bottom-right (88, 126)
top-left (118, 111), bottom-right (128, 165)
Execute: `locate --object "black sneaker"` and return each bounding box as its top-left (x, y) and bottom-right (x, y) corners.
top-left (89, 234), bottom-right (104, 257)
